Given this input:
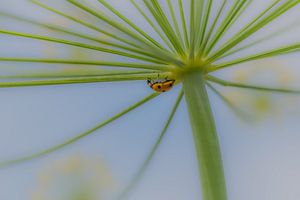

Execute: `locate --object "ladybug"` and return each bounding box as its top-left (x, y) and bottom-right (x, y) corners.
top-left (147, 77), bottom-right (175, 93)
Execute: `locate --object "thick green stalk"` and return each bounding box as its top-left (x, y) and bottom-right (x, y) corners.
top-left (183, 72), bottom-right (227, 200)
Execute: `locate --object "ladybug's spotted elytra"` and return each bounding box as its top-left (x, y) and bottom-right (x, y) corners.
top-left (147, 78), bottom-right (175, 93)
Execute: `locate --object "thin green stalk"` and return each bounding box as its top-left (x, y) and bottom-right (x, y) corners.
top-left (183, 72), bottom-right (227, 200)
top-left (208, 0), bottom-right (300, 62)
top-left (197, 0), bottom-right (213, 53)
top-left (217, 20), bottom-right (300, 60)
top-left (207, 76), bottom-right (300, 94)
top-left (143, 0), bottom-right (185, 56)
top-left (206, 83), bottom-right (251, 122)
top-left (130, 0), bottom-right (176, 53)
top-left (0, 58), bottom-right (172, 71)
top-left (0, 93), bottom-right (159, 168)
top-left (67, 0), bottom-right (180, 63)
top-left (0, 12), bottom-right (152, 57)
top-left (97, 0), bottom-right (166, 51)
top-left (225, 0), bottom-right (253, 34)
top-left (206, 0), bottom-right (254, 57)
top-left (30, 0), bottom-right (142, 49)
top-left (194, 0), bottom-right (204, 50)
top-left (116, 90), bottom-right (184, 200)
top-left (200, 0), bottom-right (227, 53)
top-left (150, 0), bottom-right (184, 55)
top-left (232, 0), bottom-right (281, 37)
top-left (167, 0), bottom-right (184, 49)
top-left (0, 72), bottom-right (168, 88)
top-left (189, 0), bottom-right (196, 59)
top-left (178, 0), bottom-right (189, 50)
top-left (210, 0), bottom-right (253, 55)
top-left (0, 70), bottom-right (156, 79)
top-left (0, 30), bottom-right (166, 64)
top-left (212, 43), bottom-right (300, 71)
top-left (203, 0), bottom-right (248, 56)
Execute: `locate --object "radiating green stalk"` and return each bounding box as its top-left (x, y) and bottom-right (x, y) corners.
top-left (0, 58), bottom-right (172, 71)
top-left (167, 0), bottom-right (184, 49)
top-left (217, 20), bottom-right (299, 59)
top-left (205, 0), bottom-right (253, 57)
top-left (33, 0), bottom-right (179, 65)
top-left (236, 0), bottom-right (281, 36)
top-left (30, 0), bottom-right (141, 49)
top-left (68, 0), bottom-right (179, 63)
top-left (206, 83), bottom-right (251, 122)
top-left (97, 0), bottom-right (166, 51)
top-left (0, 72), bottom-right (168, 88)
top-left (0, 12), bottom-right (153, 57)
top-left (0, 70), bottom-right (156, 79)
top-left (67, 0), bottom-right (159, 50)
top-left (150, 0), bottom-right (184, 54)
top-left (224, 0), bottom-right (253, 33)
top-left (200, 0), bottom-right (227, 53)
top-left (212, 43), bottom-right (300, 71)
top-left (183, 72), bottom-right (227, 200)
top-left (143, 0), bottom-right (185, 56)
top-left (203, 0), bottom-right (248, 56)
top-left (194, 0), bottom-right (204, 49)
top-left (207, 76), bottom-right (300, 94)
top-left (189, 0), bottom-right (196, 59)
top-left (130, 0), bottom-right (176, 53)
top-left (178, 0), bottom-right (189, 49)
top-left (0, 30), bottom-right (166, 64)
top-left (208, 0), bottom-right (300, 62)
top-left (116, 90), bottom-right (184, 200)
top-left (0, 93), bottom-right (159, 168)
top-left (197, 0), bottom-right (213, 52)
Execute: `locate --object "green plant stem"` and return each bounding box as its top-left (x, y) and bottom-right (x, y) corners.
top-left (183, 71), bottom-right (227, 200)
top-left (0, 92), bottom-right (159, 168)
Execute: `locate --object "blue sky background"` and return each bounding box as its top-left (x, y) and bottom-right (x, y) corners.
top-left (1, 0), bottom-right (300, 200)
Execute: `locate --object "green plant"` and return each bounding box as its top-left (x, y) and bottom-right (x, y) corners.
top-left (0, 0), bottom-right (300, 200)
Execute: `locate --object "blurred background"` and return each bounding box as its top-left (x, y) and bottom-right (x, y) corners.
top-left (0, 0), bottom-right (300, 200)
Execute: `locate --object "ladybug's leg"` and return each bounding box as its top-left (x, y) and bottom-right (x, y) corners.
top-left (157, 73), bottom-right (160, 79)
top-left (147, 79), bottom-right (152, 86)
